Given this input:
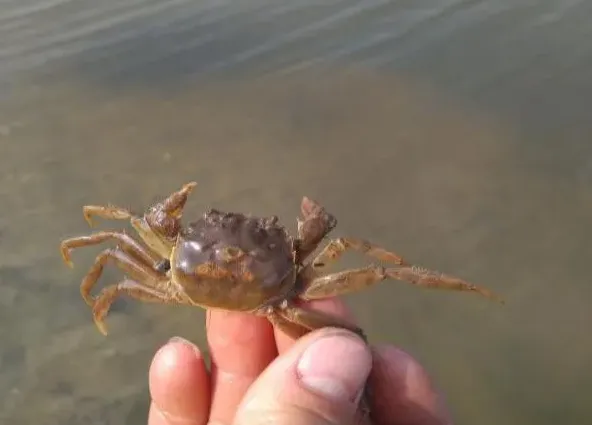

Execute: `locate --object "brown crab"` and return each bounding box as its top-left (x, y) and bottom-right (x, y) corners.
top-left (59, 182), bottom-right (502, 338)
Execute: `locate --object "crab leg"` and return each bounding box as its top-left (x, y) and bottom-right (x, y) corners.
top-left (275, 304), bottom-right (367, 341)
top-left (82, 205), bottom-right (135, 227)
top-left (92, 278), bottom-right (181, 335)
top-left (60, 231), bottom-right (161, 268)
top-left (311, 238), bottom-right (409, 268)
top-left (266, 311), bottom-right (311, 340)
top-left (301, 265), bottom-right (504, 303)
top-left (81, 182), bottom-right (198, 226)
top-left (78, 246), bottom-right (165, 306)
top-left (77, 247), bottom-right (187, 334)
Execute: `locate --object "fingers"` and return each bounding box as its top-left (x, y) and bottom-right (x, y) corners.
top-left (206, 310), bottom-right (278, 424)
top-left (274, 298), bottom-right (356, 354)
top-left (272, 299), bottom-right (452, 424)
top-left (148, 338), bottom-right (211, 425)
top-left (148, 303), bottom-right (452, 425)
top-left (234, 327), bottom-right (372, 425)
top-left (369, 345), bottom-right (453, 425)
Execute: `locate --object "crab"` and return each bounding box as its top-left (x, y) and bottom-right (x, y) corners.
top-left (59, 182), bottom-right (502, 338)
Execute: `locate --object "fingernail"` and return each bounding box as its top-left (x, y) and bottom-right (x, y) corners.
top-left (168, 336), bottom-right (200, 355)
top-left (296, 332), bottom-right (372, 403)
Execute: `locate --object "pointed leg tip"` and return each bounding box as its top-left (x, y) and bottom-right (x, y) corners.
top-left (59, 248), bottom-right (74, 268)
top-left (95, 320), bottom-right (109, 336)
top-left (82, 207), bottom-right (94, 227)
top-left (61, 255), bottom-right (74, 269)
top-left (480, 289), bottom-right (505, 305)
top-left (83, 215), bottom-right (95, 227)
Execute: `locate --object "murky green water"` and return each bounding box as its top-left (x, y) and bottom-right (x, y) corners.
top-left (1, 2), bottom-right (592, 424)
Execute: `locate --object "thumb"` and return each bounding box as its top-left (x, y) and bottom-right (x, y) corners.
top-left (233, 328), bottom-right (372, 425)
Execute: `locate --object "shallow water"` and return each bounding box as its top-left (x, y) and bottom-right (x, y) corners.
top-left (1, 1), bottom-right (592, 424)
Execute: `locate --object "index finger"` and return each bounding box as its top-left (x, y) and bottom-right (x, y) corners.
top-left (206, 310), bottom-right (277, 424)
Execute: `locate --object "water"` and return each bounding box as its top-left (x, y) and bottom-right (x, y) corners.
top-left (1, 1), bottom-right (591, 424)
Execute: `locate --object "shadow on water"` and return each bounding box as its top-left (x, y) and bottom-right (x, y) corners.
top-left (1, 2), bottom-right (592, 425)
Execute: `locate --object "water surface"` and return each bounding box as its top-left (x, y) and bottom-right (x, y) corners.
top-left (1, 1), bottom-right (591, 424)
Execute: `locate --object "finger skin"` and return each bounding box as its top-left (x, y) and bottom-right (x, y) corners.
top-left (235, 328), bottom-right (372, 425)
top-left (206, 310), bottom-right (278, 424)
top-left (148, 339), bottom-right (211, 425)
top-left (273, 299), bottom-right (452, 425)
top-left (369, 346), bottom-right (453, 425)
top-left (148, 301), bottom-right (452, 425)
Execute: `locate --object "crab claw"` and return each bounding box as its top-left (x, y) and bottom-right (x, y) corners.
top-left (300, 196), bottom-right (337, 232)
top-left (300, 196), bottom-right (322, 218)
top-left (163, 181), bottom-right (198, 218)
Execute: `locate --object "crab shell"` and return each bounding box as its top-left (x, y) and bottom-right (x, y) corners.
top-left (171, 209), bottom-right (300, 311)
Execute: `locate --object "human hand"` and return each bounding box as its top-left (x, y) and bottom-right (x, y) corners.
top-left (147, 299), bottom-right (452, 425)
